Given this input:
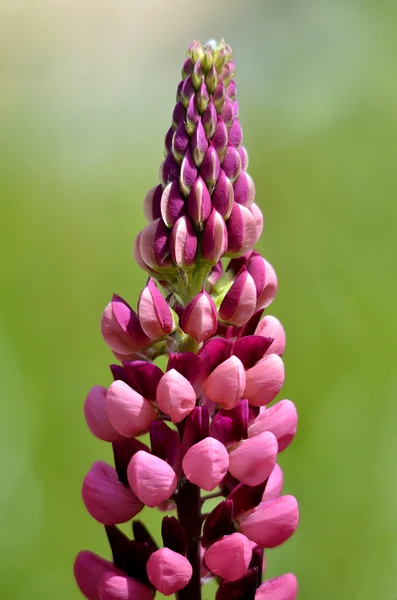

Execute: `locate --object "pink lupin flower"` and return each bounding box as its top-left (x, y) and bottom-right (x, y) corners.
top-left (137, 278), bottom-right (175, 339)
top-left (187, 177), bottom-right (211, 230)
top-left (239, 495), bottom-right (299, 548)
top-left (201, 208), bottom-right (228, 264)
top-left (255, 315), bottom-right (286, 356)
top-left (255, 573), bottom-right (298, 600)
top-left (127, 451), bottom-right (177, 508)
top-left (180, 289), bottom-right (217, 342)
top-left (106, 380), bottom-right (157, 438)
top-left (101, 295), bottom-right (151, 357)
top-left (138, 218), bottom-right (172, 271)
top-left (156, 368), bottom-right (196, 423)
top-left (262, 464), bottom-right (284, 501)
top-left (182, 436), bottom-right (229, 491)
top-left (204, 532), bottom-right (252, 581)
top-left (84, 386), bottom-right (123, 442)
top-left (169, 215), bottom-right (198, 267)
top-left (248, 400), bottom-right (298, 452)
top-left (74, 551), bottom-right (120, 600)
top-left (226, 202), bottom-right (258, 256)
top-left (211, 169), bottom-right (234, 219)
top-left (219, 266), bottom-right (257, 327)
top-left (160, 181), bottom-right (185, 228)
top-left (244, 353), bottom-right (285, 406)
top-left (99, 572), bottom-right (154, 600)
top-left (204, 355), bottom-right (246, 409)
top-left (228, 431), bottom-right (278, 486)
top-left (146, 548), bottom-right (192, 596)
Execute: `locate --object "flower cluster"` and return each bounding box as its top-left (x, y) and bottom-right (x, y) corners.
top-left (74, 39), bottom-right (299, 600)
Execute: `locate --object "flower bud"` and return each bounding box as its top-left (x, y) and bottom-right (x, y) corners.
top-left (206, 63), bottom-right (218, 94)
top-left (139, 218), bottom-right (172, 270)
top-left (181, 289), bottom-right (217, 342)
top-left (106, 380), bottom-right (157, 438)
top-left (219, 267), bottom-right (257, 327)
top-left (74, 551), bottom-right (119, 600)
top-left (205, 532), bottom-right (252, 581)
top-left (181, 75), bottom-right (195, 108)
top-left (220, 97), bottom-right (234, 127)
top-left (197, 80), bottom-right (210, 113)
top-left (250, 202), bottom-right (264, 242)
top-left (222, 144), bottom-right (242, 183)
top-left (239, 495), bottom-right (299, 548)
top-left (214, 47), bottom-right (227, 73)
top-left (244, 354), bottom-right (285, 407)
top-left (156, 368), bottom-right (196, 423)
top-left (147, 548), bottom-right (192, 596)
top-left (255, 573), bottom-right (298, 600)
top-left (187, 177), bottom-right (211, 229)
top-left (255, 315), bottom-right (286, 356)
top-left (191, 119), bottom-right (208, 167)
top-left (172, 121), bottom-right (189, 163)
top-left (138, 278), bottom-right (175, 339)
top-left (248, 400), bottom-right (297, 452)
top-left (256, 259), bottom-right (278, 309)
top-left (226, 202), bottom-right (258, 256)
top-left (212, 117), bottom-right (228, 161)
top-left (226, 79), bottom-right (237, 100)
top-left (160, 153), bottom-right (180, 187)
top-left (170, 215), bottom-right (197, 266)
top-left (204, 355), bottom-right (246, 409)
top-left (127, 451), bottom-right (178, 508)
top-left (201, 144), bottom-right (221, 193)
top-left (84, 385), bottom-right (123, 442)
top-left (99, 573), bottom-right (154, 600)
top-left (172, 100), bottom-right (186, 129)
top-left (182, 437), bottom-right (229, 491)
top-left (186, 95), bottom-right (200, 134)
top-left (180, 149), bottom-right (198, 197)
top-left (188, 39), bottom-right (204, 63)
top-left (82, 461), bottom-right (143, 525)
top-left (239, 146), bottom-right (249, 171)
top-left (211, 170), bottom-right (234, 219)
top-left (192, 59), bottom-right (204, 90)
top-left (206, 260), bottom-right (223, 293)
top-left (234, 172), bottom-right (255, 207)
top-left (228, 118), bottom-right (243, 148)
top-left (181, 57), bottom-right (194, 79)
top-left (262, 464), bottom-right (284, 501)
top-left (201, 208), bottom-right (228, 263)
top-left (200, 49), bottom-right (213, 73)
top-left (101, 295), bottom-right (151, 356)
top-left (143, 184), bottom-right (162, 222)
top-left (213, 82), bottom-right (226, 113)
top-left (160, 181), bottom-right (185, 228)
top-left (228, 431), bottom-right (278, 486)
top-left (203, 100), bottom-right (217, 138)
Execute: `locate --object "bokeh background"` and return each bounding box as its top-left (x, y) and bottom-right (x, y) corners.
top-left (1, 0), bottom-right (396, 598)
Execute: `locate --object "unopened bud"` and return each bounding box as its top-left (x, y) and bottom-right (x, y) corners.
top-left (160, 181), bottom-right (185, 228)
top-left (181, 75), bottom-right (195, 108)
top-left (181, 289), bottom-right (217, 342)
top-left (170, 215), bottom-right (197, 267)
top-left (213, 81), bottom-right (226, 113)
top-left (179, 149), bottom-right (198, 196)
top-left (211, 169), bottom-right (234, 219)
top-left (201, 208), bottom-right (228, 263)
top-left (191, 119), bottom-right (208, 167)
top-left (143, 184), bottom-right (162, 222)
top-left (138, 278), bottom-right (175, 339)
top-left (212, 117), bottom-right (228, 162)
top-left (219, 266), bottom-right (257, 327)
top-left (201, 144), bottom-right (220, 193)
top-left (186, 95), bottom-right (200, 135)
top-left (202, 100), bottom-right (217, 139)
top-left (222, 144), bottom-right (242, 183)
top-left (206, 64), bottom-right (218, 94)
top-left (181, 57), bottom-right (194, 79)
top-left (197, 80), bottom-right (210, 114)
top-left (187, 177), bottom-right (211, 229)
top-left (234, 172), bottom-right (256, 207)
top-left (172, 121), bottom-right (189, 163)
top-left (192, 60), bottom-right (204, 90)
top-left (226, 202), bottom-right (258, 256)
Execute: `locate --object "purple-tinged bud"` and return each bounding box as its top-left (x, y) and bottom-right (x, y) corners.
top-left (147, 548), bottom-right (192, 596)
top-left (226, 203), bottom-right (258, 256)
top-left (187, 177), bottom-right (211, 229)
top-left (205, 532), bottom-right (252, 582)
top-left (186, 95), bottom-right (200, 134)
top-left (212, 117), bottom-right (228, 161)
top-left (250, 202), bottom-right (264, 242)
top-left (206, 63), bottom-right (218, 94)
top-left (160, 181), bottom-right (185, 228)
top-left (255, 258), bottom-right (278, 309)
top-left (160, 153), bottom-right (180, 187)
top-left (106, 380), bottom-right (157, 438)
top-left (133, 231), bottom-right (158, 277)
top-left (182, 436), bottom-right (229, 491)
top-left (204, 355), bottom-right (246, 409)
top-left (121, 360), bottom-right (163, 401)
top-left (156, 368), bottom-right (196, 423)
top-left (192, 60), bottom-right (204, 90)
top-left (197, 79), bottom-right (210, 114)
top-left (262, 463), bottom-right (284, 501)
top-left (212, 169), bottom-right (234, 218)
top-left (101, 295), bottom-right (151, 356)
top-left (138, 278), bottom-right (175, 339)
top-left (239, 146), bottom-right (249, 171)
top-left (216, 568), bottom-right (258, 600)
top-left (201, 208), bottom-right (228, 263)
top-left (164, 126), bottom-right (174, 154)
top-left (200, 49), bottom-right (213, 73)
top-left (170, 215), bottom-right (197, 267)
top-left (128, 451), bottom-right (178, 508)
top-left (222, 144), bottom-right (242, 183)
top-left (191, 119), bottom-right (209, 167)
top-left (255, 315), bottom-right (286, 356)
top-left (150, 421), bottom-right (182, 475)
top-left (232, 99), bottom-right (240, 119)
top-left (181, 289), bottom-right (217, 342)
top-left (233, 334), bottom-right (274, 369)
top-left (220, 62), bottom-right (234, 88)
top-left (248, 400), bottom-right (297, 452)
top-left (220, 97), bottom-right (234, 127)
top-left (228, 431), bottom-right (278, 486)
top-left (199, 337), bottom-right (234, 377)
top-left (201, 144), bottom-right (220, 192)
top-left (84, 385), bottom-right (123, 442)
top-left (234, 172), bottom-right (255, 207)
top-left (181, 57), bottom-right (194, 79)
top-left (226, 79), bottom-right (237, 100)
top-left (99, 573), bottom-right (154, 600)
top-left (181, 405), bottom-right (209, 455)
top-left (74, 551), bottom-right (120, 600)
top-left (202, 499), bottom-right (235, 548)
top-left (82, 461), bottom-right (143, 525)
top-left (139, 218), bottom-right (172, 270)
top-left (161, 516), bottom-right (187, 555)
top-left (181, 75), bottom-right (195, 109)
top-left (172, 121), bottom-right (189, 163)
top-left (219, 267), bottom-right (257, 327)
top-left (179, 149), bottom-right (197, 197)
top-left (188, 40), bottom-right (204, 63)
top-left (172, 100), bottom-right (186, 129)
top-left (228, 119), bottom-right (243, 148)
top-left (255, 573), bottom-right (298, 600)
top-left (244, 354), bottom-right (285, 407)
top-left (213, 81), bottom-right (226, 113)
top-left (203, 100), bottom-right (217, 139)
top-left (176, 80), bottom-right (183, 102)
top-left (206, 260), bottom-right (223, 293)
top-left (209, 399), bottom-right (249, 448)
top-left (228, 480), bottom-right (269, 520)
top-left (224, 42), bottom-right (233, 62)
top-left (143, 184), bottom-right (162, 222)
top-left (214, 47), bottom-right (227, 73)
top-left (167, 352), bottom-right (205, 397)
top-left (239, 495), bottom-right (299, 549)
top-left (112, 437), bottom-right (150, 486)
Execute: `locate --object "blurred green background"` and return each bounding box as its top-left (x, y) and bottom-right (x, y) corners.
top-left (1, 0), bottom-right (396, 598)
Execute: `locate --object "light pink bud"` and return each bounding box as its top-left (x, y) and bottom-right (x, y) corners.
top-left (138, 279), bottom-right (175, 339)
top-left (228, 119), bottom-right (243, 148)
top-left (99, 573), bottom-right (153, 600)
top-left (139, 218), bottom-right (172, 270)
top-left (250, 202), bottom-right (264, 242)
top-left (234, 172), bottom-right (256, 207)
top-left (212, 117), bottom-right (228, 162)
top-left (255, 316), bottom-right (286, 356)
top-left (239, 146), bottom-right (249, 171)
top-left (180, 149), bottom-right (198, 197)
top-left (204, 355), bottom-right (246, 409)
top-left (147, 547), bottom-right (192, 596)
top-left (222, 144), bottom-right (242, 183)
top-left (202, 100), bottom-right (217, 138)
top-left (172, 121), bottom-right (189, 163)
top-left (239, 495), bottom-right (299, 548)
top-left (156, 369), bottom-right (196, 423)
top-left (84, 385), bottom-right (122, 442)
top-left (82, 461), bottom-right (143, 525)
top-left (143, 185), bottom-right (162, 222)
top-left (201, 208), bottom-right (228, 263)
top-left (101, 295), bottom-right (151, 356)
top-left (182, 437), bottom-right (229, 491)
top-left (160, 181), bottom-right (185, 228)
top-left (204, 532), bottom-right (252, 581)
top-left (248, 400), bottom-right (297, 452)
top-left (262, 464), bottom-right (284, 501)
top-left (219, 267), bottom-right (257, 327)
top-left (181, 289), bottom-right (217, 342)
top-left (201, 144), bottom-right (221, 193)
top-left (255, 573), bottom-right (298, 600)
top-left (220, 96), bottom-right (234, 127)
top-left (106, 380), bottom-right (157, 438)
top-left (127, 451), bottom-right (177, 508)
top-left (187, 177), bottom-right (211, 229)
top-left (211, 170), bottom-right (234, 219)
top-left (74, 551), bottom-right (119, 600)
top-left (191, 119), bottom-right (208, 167)
top-left (257, 260), bottom-right (278, 309)
top-left (226, 203), bottom-right (258, 256)
top-left (228, 431), bottom-right (278, 486)
top-left (244, 354), bottom-right (285, 407)
top-left (170, 215), bottom-right (198, 267)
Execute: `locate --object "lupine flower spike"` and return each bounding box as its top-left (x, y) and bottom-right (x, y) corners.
top-left (75, 38), bottom-right (299, 600)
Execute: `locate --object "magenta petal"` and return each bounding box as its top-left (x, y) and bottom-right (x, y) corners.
top-left (74, 551), bottom-right (119, 600)
top-left (187, 177), bottom-right (211, 229)
top-left (170, 215), bottom-right (198, 266)
top-left (167, 352), bottom-right (205, 396)
top-left (248, 400), bottom-right (297, 452)
top-left (216, 568), bottom-right (258, 600)
top-left (127, 451), bottom-right (177, 508)
top-left (202, 500), bottom-right (234, 548)
top-left (201, 144), bottom-right (220, 192)
top-left (147, 548), bottom-right (192, 596)
top-left (198, 337), bottom-right (234, 376)
top-left (99, 572), bottom-right (153, 600)
top-left (84, 386), bottom-right (122, 442)
top-left (255, 573), bottom-right (298, 600)
top-left (205, 532), bottom-right (252, 582)
top-left (209, 399), bottom-right (249, 448)
top-left (233, 335), bottom-right (274, 369)
top-left (234, 172), bottom-right (256, 207)
top-left (239, 495), bottom-right (299, 548)
top-left (121, 360), bottom-right (163, 402)
top-left (182, 437), bottom-right (229, 491)
top-left (244, 354), bottom-right (285, 407)
top-left (227, 481), bottom-right (268, 519)
top-left (161, 181), bottom-right (186, 228)
top-left (161, 516), bottom-right (187, 555)
top-left (201, 208), bottom-right (228, 263)
top-left (219, 267), bottom-right (257, 327)
top-left (180, 150), bottom-right (198, 197)
top-left (211, 169), bottom-right (234, 218)
top-left (181, 405), bottom-right (210, 456)
top-left (138, 278), bottom-right (175, 339)
top-left (149, 420), bottom-right (182, 475)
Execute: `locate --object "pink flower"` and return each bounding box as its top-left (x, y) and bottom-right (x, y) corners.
top-left (84, 386), bottom-right (122, 442)
top-left (127, 451), bottom-right (177, 508)
top-left (146, 548), bottom-right (192, 596)
top-left (255, 573), bottom-right (298, 600)
top-left (182, 437), bottom-right (229, 491)
top-left (99, 572), bottom-right (154, 600)
top-left (204, 355), bottom-right (246, 409)
top-left (204, 532), bottom-right (252, 581)
top-left (156, 369), bottom-right (196, 423)
top-left (228, 431), bottom-right (278, 486)
top-left (239, 495), bottom-right (299, 548)
top-left (106, 380), bottom-right (157, 438)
